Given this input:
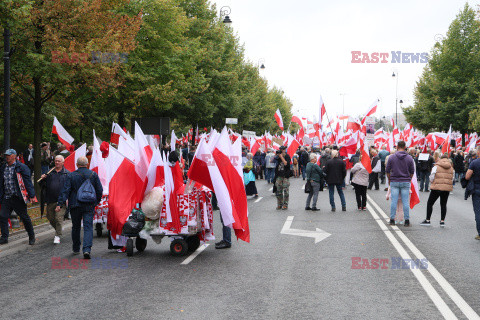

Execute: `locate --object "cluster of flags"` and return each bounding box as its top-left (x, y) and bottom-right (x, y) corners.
top-left (51, 118), bottom-right (250, 243)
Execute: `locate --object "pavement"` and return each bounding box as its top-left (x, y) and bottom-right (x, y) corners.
top-left (0, 177), bottom-right (479, 320)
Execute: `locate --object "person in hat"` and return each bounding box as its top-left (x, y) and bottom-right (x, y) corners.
top-left (274, 146), bottom-right (292, 210)
top-left (0, 149), bottom-right (36, 245)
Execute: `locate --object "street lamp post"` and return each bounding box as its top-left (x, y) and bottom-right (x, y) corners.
top-left (392, 71), bottom-right (399, 125)
top-left (220, 6), bottom-right (232, 25)
top-left (258, 58), bottom-right (265, 70)
top-left (3, 28), bottom-right (11, 151)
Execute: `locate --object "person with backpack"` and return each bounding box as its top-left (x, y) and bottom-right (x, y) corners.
top-left (57, 156), bottom-right (103, 259)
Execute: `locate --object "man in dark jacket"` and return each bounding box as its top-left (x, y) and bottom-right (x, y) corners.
top-left (274, 146), bottom-right (292, 210)
top-left (57, 156), bottom-right (103, 258)
top-left (298, 147), bottom-right (309, 180)
top-left (0, 149), bottom-right (36, 245)
top-left (324, 150), bottom-right (347, 211)
top-left (40, 155), bottom-right (69, 244)
top-left (417, 151), bottom-right (434, 192)
top-left (23, 144), bottom-right (34, 176)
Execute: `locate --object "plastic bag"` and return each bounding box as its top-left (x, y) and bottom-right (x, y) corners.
top-left (122, 209), bottom-right (145, 235)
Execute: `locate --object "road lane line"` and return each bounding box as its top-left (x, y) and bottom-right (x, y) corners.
top-left (281, 216), bottom-right (294, 232)
top-left (181, 244), bottom-right (210, 265)
top-left (254, 196), bottom-right (263, 203)
top-left (368, 195), bottom-right (480, 320)
top-left (366, 203), bottom-right (457, 319)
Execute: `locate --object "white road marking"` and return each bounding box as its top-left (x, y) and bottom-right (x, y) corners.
top-left (254, 196), bottom-right (263, 203)
top-left (269, 187), bottom-right (273, 191)
top-left (368, 195), bottom-right (480, 320)
top-left (365, 203), bottom-right (457, 319)
top-left (181, 244), bottom-right (210, 265)
top-left (281, 216), bottom-right (331, 244)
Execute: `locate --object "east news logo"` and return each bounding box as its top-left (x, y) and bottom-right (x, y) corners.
top-left (351, 51), bottom-right (429, 63)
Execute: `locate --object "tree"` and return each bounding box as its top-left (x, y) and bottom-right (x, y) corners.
top-left (404, 3), bottom-right (480, 145)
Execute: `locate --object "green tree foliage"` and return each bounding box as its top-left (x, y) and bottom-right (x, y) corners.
top-left (404, 3), bottom-right (480, 141)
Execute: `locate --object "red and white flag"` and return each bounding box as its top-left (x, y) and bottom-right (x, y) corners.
top-left (274, 109), bottom-right (284, 131)
top-left (319, 95), bottom-right (326, 124)
top-left (360, 140), bottom-right (372, 174)
top-left (134, 122), bottom-right (153, 202)
top-left (89, 130), bottom-right (107, 191)
top-left (144, 148), bottom-right (165, 196)
top-left (107, 147), bottom-right (137, 239)
top-left (441, 125), bottom-right (452, 154)
top-left (361, 99), bottom-right (378, 125)
top-left (52, 117), bottom-right (74, 150)
top-left (410, 171), bottom-right (420, 209)
top-left (286, 134), bottom-right (300, 158)
top-left (63, 143), bottom-right (86, 172)
top-left (339, 132), bottom-right (358, 159)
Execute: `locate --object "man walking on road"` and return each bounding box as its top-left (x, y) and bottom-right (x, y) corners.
top-left (324, 150), bottom-right (347, 212)
top-left (378, 146), bottom-right (389, 184)
top-left (275, 146), bottom-right (292, 210)
top-left (40, 155), bottom-right (69, 244)
top-left (56, 157), bottom-right (102, 259)
top-left (386, 141), bottom-right (415, 227)
top-left (465, 146), bottom-right (480, 240)
top-left (0, 149), bottom-right (36, 245)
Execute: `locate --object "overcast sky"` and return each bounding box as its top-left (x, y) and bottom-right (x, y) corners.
top-left (212, 0), bottom-right (475, 122)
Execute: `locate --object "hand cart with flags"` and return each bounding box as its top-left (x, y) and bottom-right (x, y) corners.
top-left (109, 185), bottom-right (215, 257)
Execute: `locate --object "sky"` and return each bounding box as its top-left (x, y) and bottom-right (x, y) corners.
top-left (211, 0), bottom-right (476, 122)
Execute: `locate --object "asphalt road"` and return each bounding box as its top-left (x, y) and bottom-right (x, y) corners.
top-left (1, 177), bottom-right (479, 320)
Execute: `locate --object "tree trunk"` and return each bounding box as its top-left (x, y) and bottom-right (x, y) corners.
top-left (118, 110), bottom-right (125, 129)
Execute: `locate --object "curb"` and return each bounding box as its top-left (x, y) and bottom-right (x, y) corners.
top-left (0, 222), bottom-right (73, 258)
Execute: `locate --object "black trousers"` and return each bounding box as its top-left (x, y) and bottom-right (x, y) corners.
top-left (380, 162), bottom-right (386, 183)
top-left (0, 196), bottom-right (35, 240)
top-left (426, 190), bottom-right (449, 221)
top-left (368, 173), bottom-right (379, 190)
top-left (352, 183), bottom-right (367, 208)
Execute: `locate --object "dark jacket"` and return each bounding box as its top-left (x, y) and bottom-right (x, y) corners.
top-left (454, 154), bottom-right (465, 173)
top-left (418, 155), bottom-right (434, 172)
top-left (57, 167), bottom-right (103, 209)
top-left (0, 161), bottom-right (35, 203)
top-left (23, 148), bottom-right (34, 166)
top-left (324, 158), bottom-right (346, 185)
top-left (274, 154), bottom-right (292, 178)
top-left (306, 162), bottom-right (324, 183)
top-left (298, 150), bottom-right (309, 166)
top-left (320, 153), bottom-right (331, 168)
top-left (253, 152), bottom-right (265, 167)
top-left (42, 167), bottom-right (70, 204)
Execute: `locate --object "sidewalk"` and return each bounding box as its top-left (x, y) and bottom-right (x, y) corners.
top-left (0, 221), bottom-right (73, 258)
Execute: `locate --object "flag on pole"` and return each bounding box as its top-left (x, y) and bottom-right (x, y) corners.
top-left (63, 144), bottom-right (86, 172)
top-left (319, 95), bottom-right (326, 124)
top-left (274, 109), bottom-right (284, 131)
top-left (52, 117), bottom-right (74, 150)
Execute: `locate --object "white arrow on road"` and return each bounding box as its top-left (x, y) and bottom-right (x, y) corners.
top-left (281, 216), bottom-right (331, 244)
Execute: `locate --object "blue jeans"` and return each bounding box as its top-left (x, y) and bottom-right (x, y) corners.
top-left (328, 184), bottom-right (346, 209)
top-left (390, 181), bottom-right (411, 220)
top-left (266, 168), bottom-right (275, 183)
top-left (300, 164), bottom-right (306, 179)
top-left (418, 170), bottom-right (430, 191)
top-left (71, 206), bottom-right (94, 253)
top-left (472, 194), bottom-right (480, 236)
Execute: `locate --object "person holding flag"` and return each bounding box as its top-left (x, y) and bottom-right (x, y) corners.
top-left (386, 141), bottom-right (415, 227)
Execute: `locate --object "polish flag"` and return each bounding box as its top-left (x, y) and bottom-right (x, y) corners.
top-left (360, 140), bottom-right (372, 173)
top-left (274, 109), bottom-right (284, 131)
top-left (339, 132), bottom-right (358, 159)
top-left (64, 143), bottom-right (86, 172)
top-left (410, 171), bottom-right (420, 209)
top-left (110, 123), bottom-right (132, 145)
top-left (52, 117), bottom-right (74, 149)
top-left (286, 134), bottom-right (300, 158)
top-left (319, 95), bottom-right (326, 124)
top-left (466, 138), bottom-right (477, 153)
top-left (250, 137), bottom-right (262, 155)
top-left (134, 122), bottom-right (153, 202)
top-left (441, 125), bottom-right (452, 154)
top-left (361, 99), bottom-right (379, 125)
top-left (89, 130), bottom-right (107, 191)
top-left (291, 112), bottom-right (303, 128)
top-left (107, 147), bottom-right (137, 239)
top-left (188, 134), bottom-right (249, 242)
top-left (347, 117), bottom-right (361, 132)
top-left (144, 148), bottom-right (165, 196)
